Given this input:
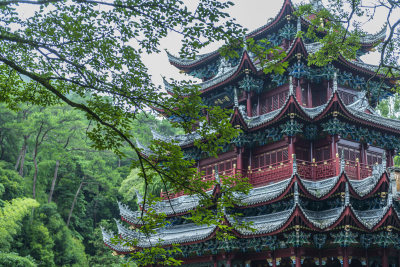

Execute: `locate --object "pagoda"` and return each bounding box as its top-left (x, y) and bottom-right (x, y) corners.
top-left (102, 1), bottom-right (400, 266)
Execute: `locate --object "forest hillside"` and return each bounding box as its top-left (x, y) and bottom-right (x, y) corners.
top-left (0, 101), bottom-right (177, 266)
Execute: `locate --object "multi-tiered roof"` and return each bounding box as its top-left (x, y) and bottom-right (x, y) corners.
top-left (103, 1), bottom-right (400, 266)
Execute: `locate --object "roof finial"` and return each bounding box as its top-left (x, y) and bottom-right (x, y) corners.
top-left (390, 171), bottom-right (397, 196)
top-left (234, 87), bottom-right (239, 108)
top-left (294, 181), bottom-right (299, 205)
top-left (292, 154), bottom-right (297, 174)
top-left (340, 149), bottom-right (345, 173)
top-left (297, 16), bottom-right (301, 34)
top-left (333, 72), bottom-right (338, 93)
top-left (289, 76), bottom-right (294, 95)
top-left (345, 182), bottom-right (350, 206)
top-left (387, 191), bottom-right (393, 207)
top-left (382, 151), bottom-right (387, 171)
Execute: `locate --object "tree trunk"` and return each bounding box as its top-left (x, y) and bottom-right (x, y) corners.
top-left (32, 125), bottom-right (43, 199)
top-left (18, 135), bottom-right (29, 176)
top-left (0, 135), bottom-right (5, 160)
top-left (18, 145), bottom-right (26, 176)
top-left (32, 148), bottom-right (38, 199)
top-left (48, 160), bottom-right (60, 203)
top-left (93, 197), bottom-right (98, 228)
top-left (67, 180), bottom-right (84, 227)
top-left (14, 153), bottom-right (22, 171)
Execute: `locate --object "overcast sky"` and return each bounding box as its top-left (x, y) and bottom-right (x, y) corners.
top-left (15, 0), bottom-right (392, 87)
top-left (142, 0), bottom-right (389, 88)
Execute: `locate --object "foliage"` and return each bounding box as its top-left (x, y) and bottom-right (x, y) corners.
top-left (88, 220), bottom-right (127, 267)
top-left (0, 197), bottom-right (39, 251)
top-left (0, 161), bottom-right (25, 200)
top-left (295, 3), bottom-right (361, 66)
top-left (296, 1), bottom-right (400, 92)
top-left (0, 1), bottom-right (255, 262)
top-left (0, 98), bottom-right (209, 265)
top-left (0, 252), bottom-right (37, 267)
top-left (219, 37), bottom-right (288, 75)
top-left (377, 94), bottom-right (400, 165)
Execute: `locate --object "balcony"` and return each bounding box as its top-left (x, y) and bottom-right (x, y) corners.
top-left (248, 160), bottom-right (292, 186)
top-left (249, 157), bottom-right (375, 185)
top-left (160, 156), bottom-right (378, 199)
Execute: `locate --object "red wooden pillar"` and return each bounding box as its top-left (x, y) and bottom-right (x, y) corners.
top-left (247, 92), bottom-right (252, 117)
top-left (330, 135), bottom-right (340, 175)
top-left (387, 149), bottom-right (394, 167)
top-left (237, 147), bottom-right (243, 173)
top-left (296, 255), bottom-right (301, 267)
top-left (330, 135), bottom-right (338, 160)
top-left (288, 136), bottom-right (296, 161)
top-left (327, 80), bottom-right (331, 102)
top-left (343, 248), bottom-right (349, 267)
top-left (295, 80), bottom-right (302, 105)
top-left (213, 256), bottom-right (218, 267)
top-left (307, 83), bottom-right (312, 108)
top-left (257, 95), bottom-right (261, 116)
top-left (360, 143), bottom-right (366, 164)
top-left (382, 248), bottom-right (388, 267)
top-left (310, 141), bottom-right (314, 162)
top-left (356, 158), bottom-right (361, 180)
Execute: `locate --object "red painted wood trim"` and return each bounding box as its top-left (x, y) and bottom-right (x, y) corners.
top-left (253, 140), bottom-right (288, 155)
top-left (199, 150), bottom-right (237, 166)
top-left (169, 52), bottom-right (220, 70)
top-left (327, 206), bottom-right (368, 231)
top-left (247, 0), bottom-right (295, 38)
top-left (347, 172), bottom-right (389, 199)
top-left (230, 107), bottom-right (249, 131)
top-left (200, 51), bottom-right (258, 94)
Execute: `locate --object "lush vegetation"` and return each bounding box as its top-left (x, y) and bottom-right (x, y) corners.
top-left (0, 102), bottom-right (180, 266)
top-left (1, 0), bottom-right (400, 265)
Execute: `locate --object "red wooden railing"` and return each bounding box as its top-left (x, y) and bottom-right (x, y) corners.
top-left (248, 160), bottom-right (292, 186)
top-left (344, 160), bottom-right (372, 180)
top-left (160, 156), bottom-right (379, 198)
top-left (297, 158), bottom-right (337, 180)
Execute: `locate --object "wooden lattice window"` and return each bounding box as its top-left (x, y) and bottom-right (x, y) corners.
top-left (252, 103), bottom-right (257, 117)
top-left (262, 90), bottom-right (288, 114)
top-left (200, 158), bottom-right (237, 177)
top-left (312, 88), bottom-right (327, 107)
top-left (272, 94), bottom-right (279, 110)
top-left (261, 101), bottom-right (267, 114)
top-left (253, 147), bottom-right (289, 169)
top-left (315, 146), bottom-right (330, 162)
top-left (367, 152), bottom-right (382, 165)
top-left (266, 97), bottom-right (273, 113)
top-left (302, 88), bottom-right (308, 106)
top-left (279, 91), bottom-right (287, 106)
top-left (338, 145), bottom-right (360, 162)
top-left (296, 147), bottom-right (309, 161)
top-left (338, 90), bottom-right (357, 105)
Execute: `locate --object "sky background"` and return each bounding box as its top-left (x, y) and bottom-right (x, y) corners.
top-left (15, 0), bottom-right (393, 88)
top-left (142, 0), bottom-right (389, 88)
